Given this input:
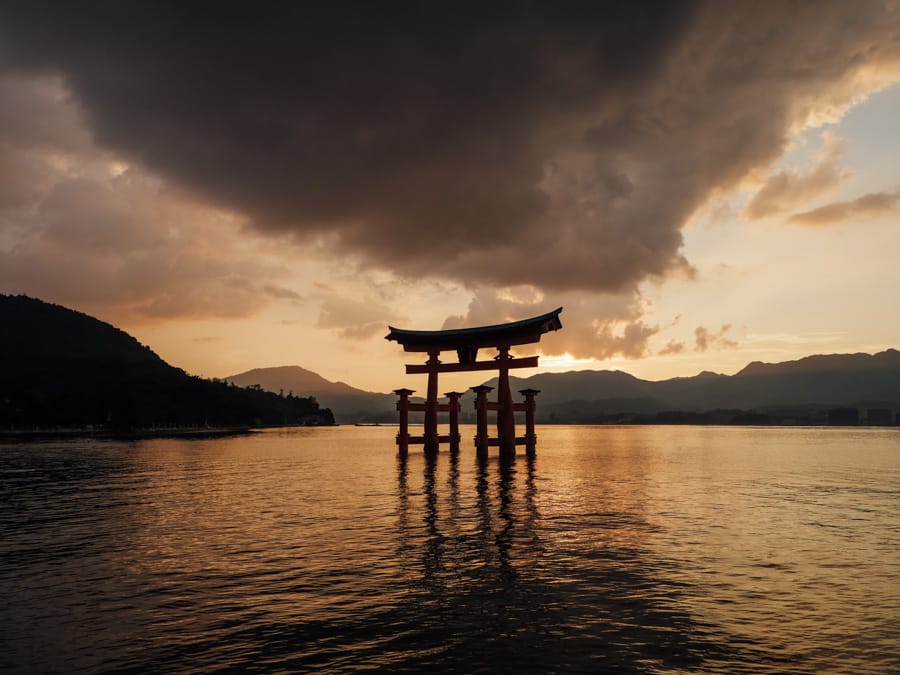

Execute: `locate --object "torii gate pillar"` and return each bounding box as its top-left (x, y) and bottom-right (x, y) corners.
top-left (445, 391), bottom-right (463, 453)
top-left (520, 388), bottom-right (540, 456)
top-left (496, 346), bottom-right (516, 458)
top-left (472, 385), bottom-right (493, 459)
top-left (423, 351), bottom-right (440, 456)
top-left (394, 388), bottom-right (415, 459)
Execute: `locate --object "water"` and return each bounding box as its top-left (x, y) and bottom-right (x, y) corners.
top-left (1, 426), bottom-right (898, 673)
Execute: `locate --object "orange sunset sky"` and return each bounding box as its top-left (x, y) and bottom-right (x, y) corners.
top-left (1, 2), bottom-right (899, 392)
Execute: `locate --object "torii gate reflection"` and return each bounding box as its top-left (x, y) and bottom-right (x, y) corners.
top-left (396, 451), bottom-right (540, 589)
top-left (385, 308), bottom-right (563, 459)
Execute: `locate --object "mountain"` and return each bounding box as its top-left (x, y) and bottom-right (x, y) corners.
top-left (226, 366), bottom-right (395, 424)
top-left (694, 350), bottom-right (900, 411)
top-left (474, 349), bottom-right (900, 423)
top-left (224, 349), bottom-right (900, 425)
top-left (735, 351), bottom-right (900, 377)
top-left (0, 295), bottom-right (334, 430)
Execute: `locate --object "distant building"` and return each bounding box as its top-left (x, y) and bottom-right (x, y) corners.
top-left (865, 408), bottom-right (893, 426)
top-left (827, 407), bottom-right (859, 426)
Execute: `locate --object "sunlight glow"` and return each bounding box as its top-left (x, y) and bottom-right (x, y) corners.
top-left (539, 353), bottom-right (598, 371)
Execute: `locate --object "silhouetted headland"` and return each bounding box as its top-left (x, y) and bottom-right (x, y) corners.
top-left (0, 294), bottom-right (334, 435)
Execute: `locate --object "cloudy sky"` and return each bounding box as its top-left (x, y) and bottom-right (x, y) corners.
top-left (1, 1), bottom-right (899, 392)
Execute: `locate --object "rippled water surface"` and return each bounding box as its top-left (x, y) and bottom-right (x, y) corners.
top-left (2, 426), bottom-right (899, 673)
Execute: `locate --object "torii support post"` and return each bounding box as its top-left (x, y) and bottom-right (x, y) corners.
top-left (423, 351), bottom-right (440, 456)
top-left (472, 385), bottom-right (493, 459)
top-left (496, 346), bottom-right (516, 458)
top-left (445, 391), bottom-right (463, 453)
top-left (519, 388), bottom-right (540, 457)
top-left (394, 388), bottom-right (415, 459)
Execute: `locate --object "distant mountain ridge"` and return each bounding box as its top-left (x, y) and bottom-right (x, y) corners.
top-left (226, 349), bottom-right (900, 424)
top-left (225, 366), bottom-right (395, 424)
top-left (482, 349), bottom-right (900, 423)
top-left (736, 350), bottom-right (900, 376)
top-left (227, 365), bottom-right (371, 397)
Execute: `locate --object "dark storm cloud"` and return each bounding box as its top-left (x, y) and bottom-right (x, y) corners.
top-left (1, 1), bottom-right (898, 300)
top-left (0, 165), bottom-right (286, 322)
top-left (0, 74), bottom-right (305, 323)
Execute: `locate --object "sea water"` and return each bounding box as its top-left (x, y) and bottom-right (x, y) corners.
top-left (1, 425), bottom-right (898, 673)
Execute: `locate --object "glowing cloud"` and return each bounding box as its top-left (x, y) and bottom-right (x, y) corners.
top-left (789, 188), bottom-right (900, 226)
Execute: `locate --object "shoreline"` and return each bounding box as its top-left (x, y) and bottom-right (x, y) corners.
top-left (0, 426), bottom-right (254, 442)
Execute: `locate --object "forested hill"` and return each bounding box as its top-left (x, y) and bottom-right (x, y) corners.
top-left (0, 295), bottom-right (334, 430)
top-left (1, 294), bottom-right (173, 366)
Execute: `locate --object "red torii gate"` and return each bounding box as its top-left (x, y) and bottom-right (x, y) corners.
top-left (385, 308), bottom-right (563, 459)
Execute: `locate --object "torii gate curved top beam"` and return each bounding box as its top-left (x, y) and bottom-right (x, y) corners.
top-left (385, 307), bottom-right (563, 362)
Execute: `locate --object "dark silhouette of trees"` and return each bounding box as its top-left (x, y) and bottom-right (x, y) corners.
top-left (0, 295), bottom-right (334, 430)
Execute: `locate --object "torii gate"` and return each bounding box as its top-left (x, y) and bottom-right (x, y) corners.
top-left (385, 307), bottom-right (563, 459)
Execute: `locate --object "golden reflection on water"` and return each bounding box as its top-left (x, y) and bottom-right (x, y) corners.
top-left (539, 426), bottom-right (900, 672)
top-left (1, 425), bottom-right (898, 672)
top-left (638, 427), bottom-right (900, 667)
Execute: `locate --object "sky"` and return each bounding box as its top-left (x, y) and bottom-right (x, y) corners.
top-left (1, 1), bottom-right (899, 393)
